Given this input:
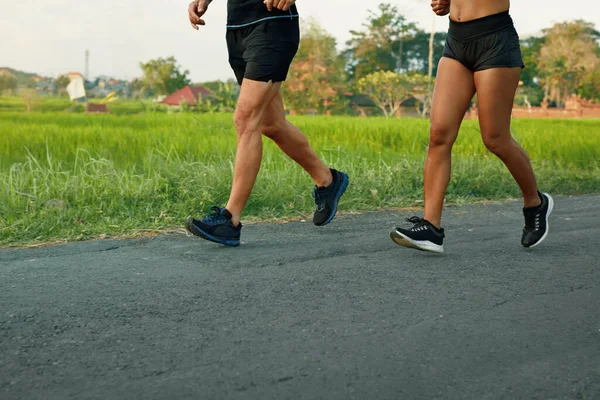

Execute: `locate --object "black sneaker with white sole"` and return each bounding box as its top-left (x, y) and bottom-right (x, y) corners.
top-left (313, 169), bottom-right (349, 226)
top-left (186, 206), bottom-right (241, 247)
top-left (522, 191), bottom-right (553, 248)
top-left (390, 216), bottom-right (445, 253)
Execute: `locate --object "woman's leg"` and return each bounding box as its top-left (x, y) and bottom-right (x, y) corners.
top-left (423, 57), bottom-right (476, 228)
top-left (473, 67), bottom-right (540, 207)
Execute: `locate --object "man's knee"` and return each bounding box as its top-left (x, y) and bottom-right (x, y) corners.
top-left (261, 120), bottom-right (286, 139)
top-left (233, 104), bottom-right (261, 136)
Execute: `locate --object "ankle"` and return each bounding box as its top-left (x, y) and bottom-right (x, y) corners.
top-left (223, 205), bottom-right (241, 227)
top-left (429, 221), bottom-right (442, 231)
top-left (316, 169), bottom-right (333, 188)
top-left (228, 213), bottom-right (241, 228)
top-left (524, 191), bottom-right (542, 208)
top-left (229, 212), bottom-right (241, 228)
top-left (424, 217), bottom-right (442, 230)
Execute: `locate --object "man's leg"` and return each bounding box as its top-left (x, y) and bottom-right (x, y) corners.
top-left (224, 79), bottom-right (281, 227)
top-left (474, 67), bottom-right (539, 207)
top-left (261, 89), bottom-right (349, 226)
top-left (260, 89), bottom-right (332, 187)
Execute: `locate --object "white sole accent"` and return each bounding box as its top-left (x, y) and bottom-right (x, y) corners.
top-left (390, 230), bottom-right (444, 253)
top-left (528, 193), bottom-right (554, 248)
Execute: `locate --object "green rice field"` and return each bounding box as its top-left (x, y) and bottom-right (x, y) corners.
top-left (1, 109), bottom-right (599, 245)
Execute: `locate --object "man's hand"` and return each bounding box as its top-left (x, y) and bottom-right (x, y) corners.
top-left (189, 0), bottom-right (211, 30)
top-left (431, 0), bottom-right (450, 16)
top-left (264, 0), bottom-right (296, 12)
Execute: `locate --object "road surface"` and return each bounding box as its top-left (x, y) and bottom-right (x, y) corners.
top-left (1, 195), bottom-right (599, 399)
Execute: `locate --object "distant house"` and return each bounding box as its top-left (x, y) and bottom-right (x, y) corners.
top-left (86, 103), bottom-right (108, 114)
top-left (161, 85), bottom-right (213, 107)
top-left (65, 72), bottom-right (84, 81)
top-left (33, 77), bottom-right (55, 94)
top-left (88, 75), bottom-right (130, 98)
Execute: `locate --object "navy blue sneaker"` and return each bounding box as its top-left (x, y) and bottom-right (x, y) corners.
top-left (186, 206), bottom-right (241, 247)
top-left (312, 169), bottom-right (349, 226)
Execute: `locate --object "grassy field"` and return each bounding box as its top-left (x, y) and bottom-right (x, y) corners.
top-left (1, 109), bottom-right (599, 246)
top-left (0, 96), bottom-right (150, 115)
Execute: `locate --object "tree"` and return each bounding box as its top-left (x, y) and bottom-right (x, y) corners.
top-left (128, 78), bottom-right (145, 99)
top-left (578, 70), bottom-right (600, 102)
top-left (0, 74), bottom-right (18, 95)
top-left (537, 20), bottom-right (600, 107)
top-left (520, 36), bottom-right (544, 86)
top-left (197, 80), bottom-right (239, 113)
top-left (403, 30), bottom-right (447, 76)
top-left (54, 75), bottom-right (71, 96)
top-left (356, 71), bottom-right (429, 117)
top-left (407, 14), bottom-right (447, 116)
top-left (198, 78), bottom-right (236, 93)
top-left (344, 3), bottom-right (419, 80)
top-left (516, 35), bottom-right (546, 106)
top-left (283, 18), bottom-right (349, 114)
top-left (139, 56), bottom-right (191, 97)
top-left (212, 80), bottom-right (239, 112)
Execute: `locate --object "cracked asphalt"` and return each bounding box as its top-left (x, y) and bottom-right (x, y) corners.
top-left (1, 195), bottom-right (599, 400)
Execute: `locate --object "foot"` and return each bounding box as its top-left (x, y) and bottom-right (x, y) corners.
top-left (522, 192), bottom-right (553, 248)
top-left (312, 169), bottom-right (349, 226)
top-left (186, 206), bottom-right (242, 247)
top-left (390, 217), bottom-right (445, 253)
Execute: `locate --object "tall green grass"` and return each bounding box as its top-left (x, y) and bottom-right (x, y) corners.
top-left (1, 112), bottom-right (599, 245)
top-left (0, 96), bottom-right (149, 115)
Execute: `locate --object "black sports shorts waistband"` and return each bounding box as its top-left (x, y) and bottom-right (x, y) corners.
top-left (448, 11), bottom-right (514, 42)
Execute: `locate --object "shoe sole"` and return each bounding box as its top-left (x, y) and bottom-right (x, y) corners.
top-left (390, 230), bottom-right (444, 253)
top-left (316, 172), bottom-right (349, 226)
top-left (526, 193), bottom-right (554, 248)
top-left (185, 218), bottom-right (240, 247)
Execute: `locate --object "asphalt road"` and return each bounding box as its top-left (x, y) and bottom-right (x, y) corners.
top-left (1, 195), bottom-right (599, 400)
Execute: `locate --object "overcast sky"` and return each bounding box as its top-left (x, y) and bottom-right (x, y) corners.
top-left (1, 0), bottom-right (598, 82)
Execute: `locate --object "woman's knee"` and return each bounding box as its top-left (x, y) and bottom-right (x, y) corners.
top-left (481, 130), bottom-right (513, 156)
top-left (429, 122), bottom-right (457, 148)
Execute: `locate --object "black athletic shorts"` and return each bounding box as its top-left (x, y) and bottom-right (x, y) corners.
top-left (226, 18), bottom-right (300, 85)
top-left (443, 11), bottom-right (525, 72)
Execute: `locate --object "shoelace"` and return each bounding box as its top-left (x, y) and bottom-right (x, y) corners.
top-left (313, 188), bottom-right (326, 212)
top-left (405, 216), bottom-right (428, 232)
top-left (524, 208), bottom-right (541, 231)
top-left (406, 216), bottom-right (423, 224)
top-left (203, 206), bottom-right (228, 226)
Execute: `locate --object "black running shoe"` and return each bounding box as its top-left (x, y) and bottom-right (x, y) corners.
top-left (390, 216), bottom-right (445, 253)
top-left (186, 206), bottom-right (241, 247)
top-left (522, 192), bottom-right (553, 248)
top-left (313, 169), bottom-right (350, 226)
